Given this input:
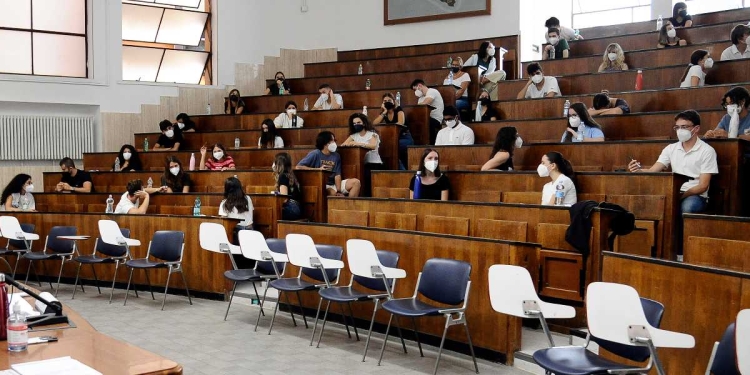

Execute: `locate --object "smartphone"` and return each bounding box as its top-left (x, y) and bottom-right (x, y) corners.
top-left (28, 336), bottom-right (58, 345)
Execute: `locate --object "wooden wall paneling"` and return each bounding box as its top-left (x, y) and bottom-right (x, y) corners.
top-left (306, 49), bottom-right (480, 77)
top-left (502, 192), bottom-right (541, 205)
top-left (578, 8), bottom-right (750, 38)
top-left (474, 219), bottom-right (527, 242)
top-left (329, 209), bottom-right (369, 226)
top-left (371, 212), bottom-right (417, 231)
top-left (614, 220), bottom-right (656, 257)
top-left (684, 236), bottom-right (750, 272)
top-left (423, 215), bottom-right (470, 236)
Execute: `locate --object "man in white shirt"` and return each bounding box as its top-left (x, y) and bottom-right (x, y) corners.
top-left (312, 84), bottom-right (343, 110)
top-left (411, 79), bottom-right (445, 145)
top-left (114, 180), bottom-right (150, 214)
top-left (544, 17), bottom-right (583, 42)
top-left (628, 110), bottom-right (718, 261)
top-left (435, 106), bottom-right (474, 146)
top-left (720, 24), bottom-right (750, 61)
top-left (517, 63), bottom-right (560, 99)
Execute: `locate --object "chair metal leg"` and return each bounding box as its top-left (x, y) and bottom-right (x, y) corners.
top-left (224, 283), bottom-right (237, 321)
top-left (160, 269), bottom-right (173, 311)
top-left (412, 317), bottom-right (425, 357)
top-left (12, 254), bottom-right (21, 278)
top-left (463, 319), bottom-right (479, 374)
top-left (294, 291), bottom-right (309, 328)
top-left (144, 271), bottom-right (155, 300)
top-left (71, 263), bottom-right (82, 299)
top-left (316, 300), bottom-right (332, 348)
top-left (54, 258), bottom-right (66, 297)
top-left (251, 282), bottom-right (264, 316)
top-left (433, 315), bottom-right (452, 375)
top-left (362, 299), bottom-right (380, 361)
top-left (179, 268), bottom-right (192, 305)
top-left (347, 302), bottom-right (360, 341)
top-left (124, 268), bottom-right (135, 306)
top-left (268, 291), bottom-right (281, 335)
top-left (310, 297), bottom-right (325, 346)
top-left (29, 261), bottom-right (43, 287)
top-left (255, 281), bottom-right (271, 332)
top-left (283, 291), bottom-right (298, 327)
top-left (24, 261), bottom-right (31, 285)
top-left (377, 314), bottom-right (394, 366)
top-left (109, 262), bottom-right (120, 304)
top-left (394, 316), bottom-right (408, 354)
top-left (90, 264), bottom-right (101, 294)
top-left (338, 302), bottom-right (352, 339)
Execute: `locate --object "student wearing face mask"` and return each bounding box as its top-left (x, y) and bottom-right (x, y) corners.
top-left (481, 127), bottom-right (521, 171)
top-left (445, 57), bottom-right (471, 113)
top-left (435, 106), bottom-right (475, 146)
top-left (598, 43), bottom-right (628, 72)
top-left (272, 152), bottom-right (303, 221)
top-left (629, 110), bottom-right (717, 261)
top-left (705, 87), bottom-right (750, 140)
top-left (200, 143), bottom-right (236, 171)
top-left (475, 90), bottom-right (498, 122)
top-left (56, 157), bottom-right (93, 193)
top-left (342, 113), bottom-right (383, 196)
top-left (313, 84), bottom-right (343, 110)
top-left (175, 113), bottom-right (196, 134)
top-left (265, 71), bottom-right (292, 96)
top-left (463, 42), bottom-right (507, 100)
top-left (538, 152), bottom-right (577, 206)
top-left (374, 93), bottom-right (411, 170)
top-left (544, 17), bottom-right (583, 42)
top-left (153, 120), bottom-right (183, 152)
top-left (258, 119), bottom-right (284, 149)
top-left (517, 63), bottom-right (561, 99)
top-left (297, 131), bottom-right (361, 197)
top-left (114, 180), bottom-right (150, 215)
top-left (543, 28), bottom-right (570, 60)
top-left (147, 156), bottom-right (191, 194)
top-left (561, 103), bottom-right (605, 143)
top-left (410, 149), bottom-right (449, 201)
top-left (679, 50), bottom-right (713, 88)
top-left (720, 24), bottom-right (750, 61)
top-left (411, 79), bottom-right (445, 145)
top-left (658, 23), bottom-right (687, 48)
top-left (669, 2), bottom-right (693, 28)
top-left (274, 101), bottom-right (304, 128)
top-left (589, 92), bottom-right (631, 116)
top-left (225, 89), bottom-right (245, 115)
top-left (113, 144), bottom-right (143, 172)
top-left (1, 174), bottom-right (36, 212)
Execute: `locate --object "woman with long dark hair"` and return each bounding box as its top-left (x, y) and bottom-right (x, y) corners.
top-left (224, 89), bottom-right (245, 115)
top-left (482, 127), bottom-right (521, 171)
top-left (679, 50), bottom-right (712, 88)
top-left (156, 156), bottom-right (191, 193)
top-left (258, 119), bottom-right (284, 149)
top-left (272, 152), bottom-right (303, 220)
top-left (200, 143), bottom-right (236, 171)
top-left (373, 93), bottom-right (411, 169)
top-left (409, 148), bottom-right (449, 201)
top-left (537, 151), bottom-right (577, 206)
top-left (669, 2), bottom-right (693, 28)
top-left (561, 102), bottom-right (605, 143)
top-left (219, 177), bottom-right (254, 268)
top-left (658, 22), bottom-right (687, 48)
top-left (1, 174), bottom-right (35, 211)
top-left (175, 113), bottom-right (196, 133)
top-left (342, 113), bottom-right (383, 196)
top-left (112, 144), bottom-right (143, 172)
top-left (462, 41), bottom-right (506, 99)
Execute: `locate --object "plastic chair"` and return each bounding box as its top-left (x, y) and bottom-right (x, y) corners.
top-left (123, 231), bottom-right (192, 310)
top-left (488, 265), bottom-right (575, 347)
top-left (705, 322), bottom-right (739, 375)
top-left (377, 258), bottom-right (479, 375)
top-left (0, 219), bottom-right (37, 278)
top-left (72, 228), bottom-right (131, 303)
top-left (21, 225), bottom-right (76, 297)
top-left (97, 220), bottom-right (141, 302)
top-left (736, 309), bottom-right (750, 375)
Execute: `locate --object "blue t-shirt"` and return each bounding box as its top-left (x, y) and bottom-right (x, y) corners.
top-left (717, 113), bottom-right (750, 135)
top-left (297, 149), bottom-right (342, 186)
top-left (560, 123), bottom-right (605, 142)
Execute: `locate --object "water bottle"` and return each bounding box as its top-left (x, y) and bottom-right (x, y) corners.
top-left (447, 56), bottom-right (453, 68)
top-left (563, 100), bottom-right (571, 117)
top-left (635, 70), bottom-right (644, 90)
top-left (278, 81), bottom-right (285, 95)
top-left (365, 79), bottom-right (371, 91)
top-left (114, 157), bottom-right (121, 172)
top-left (147, 177), bottom-right (153, 189)
top-left (413, 171), bottom-right (422, 200)
top-left (549, 47), bottom-right (556, 60)
top-left (105, 194), bottom-right (114, 213)
top-left (577, 124), bottom-right (585, 142)
top-left (7, 303), bottom-right (28, 352)
top-left (362, 106), bottom-right (368, 115)
top-left (206, 103), bottom-right (212, 115)
top-left (396, 92), bottom-right (401, 107)
top-left (143, 137), bottom-right (149, 152)
top-left (448, 70), bottom-right (454, 85)
top-left (554, 180), bottom-right (565, 206)
top-left (20, 196), bottom-right (29, 211)
top-left (189, 153), bottom-right (196, 171)
top-left (303, 98), bottom-right (309, 111)
top-left (193, 197), bottom-right (201, 216)
top-left (358, 64), bottom-right (363, 75)
top-left (656, 15), bottom-right (663, 31)
top-left (235, 137), bottom-right (241, 149)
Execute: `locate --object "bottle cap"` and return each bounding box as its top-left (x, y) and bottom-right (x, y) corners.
top-left (637, 70), bottom-right (643, 73)
top-left (0, 274), bottom-right (4, 282)
top-left (13, 303), bottom-right (21, 313)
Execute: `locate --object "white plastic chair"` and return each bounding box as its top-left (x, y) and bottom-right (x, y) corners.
top-left (736, 309), bottom-right (750, 375)
top-left (0, 216), bottom-right (39, 277)
top-left (98, 220), bottom-right (140, 301)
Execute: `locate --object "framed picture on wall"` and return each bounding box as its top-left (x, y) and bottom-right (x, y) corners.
top-left (384, 0), bottom-right (491, 26)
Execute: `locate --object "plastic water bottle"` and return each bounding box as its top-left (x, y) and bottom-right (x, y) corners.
top-left (563, 100), bottom-right (571, 117)
top-left (189, 153), bottom-right (196, 171)
top-left (554, 180), bottom-right (565, 206)
top-left (234, 137), bottom-right (241, 149)
top-left (358, 64), bottom-right (363, 75)
top-left (7, 303), bottom-right (28, 352)
top-left (303, 98), bottom-right (309, 111)
top-left (635, 70), bottom-right (644, 90)
top-left (656, 15), bottom-right (663, 31)
top-left (206, 103), bottom-right (212, 115)
top-left (447, 56), bottom-right (453, 68)
top-left (193, 197), bottom-right (201, 216)
top-left (549, 47), bottom-right (556, 60)
top-left (20, 196), bottom-right (29, 211)
top-left (362, 106), bottom-right (368, 115)
top-left (365, 79), bottom-right (371, 90)
top-left (448, 70), bottom-right (454, 85)
top-left (577, 124), bottom-right (585, 142)
top-left (413, 171), bottom-right (422, 199)
top-left (147, 177), bottom-right (153, 189)
top-left (105, 195), bottom-right (114, 213)
top-left (278, 82), bottom-right (285, 95)
top-left (114, 157), bottom-right (121, 172)
top-left (396, 92), bottom-right (401, 107)
top-left (143, 137), bottom-right (149, 152)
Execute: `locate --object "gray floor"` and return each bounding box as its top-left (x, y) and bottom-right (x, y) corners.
top-left (54, 283), bottom-right (529, 375)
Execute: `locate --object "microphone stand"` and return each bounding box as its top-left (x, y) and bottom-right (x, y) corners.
top-left (4, 274), bottom-right (68, 328)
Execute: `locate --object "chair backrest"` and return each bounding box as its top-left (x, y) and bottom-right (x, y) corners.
top-left (736, 309), bottom-right (750, 375)
top-left (488, 264), bottom-right (575, 319)
top-left (8, 223), bottom-right (35, 250)
top-left (710, 323), bottom-right (739, 375)
top-left (199, 222), bottom-right (239, 255)
top-left (257, 238), bottom-right (287, 275)
top-left (95, 228), bottom-right (131, 258)
top-left (98, 220), bottom-right (128, 246)
top-left (301, 244), bottom-right (343, 283)
top-left (46, 226), bottom-right (77, 254)
top-left (593, 297), bottom-right (665, 363)
top-left (285, 234), bottom-right (323, 268)
top-left (0, 216), bottom-right (24, 240)
top-left (354, 250), bottom-right (400, 292)
top-left (237, 231), bottom-right (288, 275)
top-left (418, 258), bottom-right (471, 305)
top-left (149, 231), bottom-right (185, 262)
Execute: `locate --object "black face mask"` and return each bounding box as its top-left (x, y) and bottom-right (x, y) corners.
top-left (451, 67), bottom-right (461, 74)
top-left (276, 77), bottom-right (284, 81)
top-left (353, 125), bottom-right (365, 133)
top-left (229, 95), bottom-right (239, 101)
top-left (480, 98), bottom-right (491, 106)
top-left (384, 102), bottom-right (395, 110)
top-left (679, 9), bottom-right (687, 17)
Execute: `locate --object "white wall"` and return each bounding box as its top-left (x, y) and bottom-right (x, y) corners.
top-left (518, 0), bottom-right (572, 63)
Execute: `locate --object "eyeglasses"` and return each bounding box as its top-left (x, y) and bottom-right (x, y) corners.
top-left (673, 125), bottom-right (695, 130)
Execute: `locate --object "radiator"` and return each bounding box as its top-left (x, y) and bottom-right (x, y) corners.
top-left (0, 115), bottom-right (95, 160)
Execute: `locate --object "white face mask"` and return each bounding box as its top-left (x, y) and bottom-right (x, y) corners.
top-left (727, 104), bottom-right (740, 116)
top-left (170, 166), bottom-right (180, 176)
top-left (745, 36), bottom-right (750, 45)
top-left (287, 108), bottom-right (297, 116)
top-left (327, 142), bottom-right (338, 153)
top-left (607, 53), bottom-right (618, 61)
top-left (667, 29), bottom-right (677, 38)
top-left (537, 164), bottom-right (550, 178)
top-left (569, 116), bottom-right (581, 128)
top-left (703, 57), bottom-right (714, 69)
top-left (515, 136), bottom-right (523, 149)
top-left (676, 128), bottom-right (693, 142)
top-left (549, 37), bottom-right (559, 45)
top-left (165, 129), bottom-right (174, 138)
top-left (445, 120), bottom-right (457, 128)
top-left (213, 151), bottom-right (224, 160)
top-left (320, 92), bottom-right (329, 100)
top-left (177, 122), bottom-right (185, 129)
top-left (487, 47), bottom-right (496, 56)
top-left (424, 160), bottom-right (438, 172)
top-left (25, 184), bottom-right (34, 193)
top-left (122, 152), bottom-right (132, 161)
top-left (415, 89), bottom-right (424, 98)
top-left (531, 74), bottom-right (544, 84)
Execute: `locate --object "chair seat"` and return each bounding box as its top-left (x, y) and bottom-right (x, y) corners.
top-left (224, 269), bottom-right (268, 282)
top-left (532, 346), bottom-right (641, 375)
top-left (125, 258), bottom-right (169, 269)
top-left (23, 252), bottom-right (66, 261)
top-left (74, 255), bottom-right (118, 264)
top-left (319, 286), bottom-right (372, 302)
top-left (382, 298), bottom-right (442, 317)
top-left (0, 249), bottom-right (27, 256)
top-left (269, 277), bottom-right (317, 292)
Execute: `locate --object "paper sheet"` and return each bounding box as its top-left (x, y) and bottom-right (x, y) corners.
top-left (11, 356), bottom-right (102, 375)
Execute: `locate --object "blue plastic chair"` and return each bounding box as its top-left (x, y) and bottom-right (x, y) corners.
top-left (72, 228), bottom-right (131, 303)
top-left (22, 226), bottom-right (77, 296)
top-left (124, 231), bottom-right (192, 310)
top-left (0, 223), bottom-right (35, 277)
top-left (706, 323), bottom-right (739, 375)
top-left (377, 258), bottom-right (479, 375)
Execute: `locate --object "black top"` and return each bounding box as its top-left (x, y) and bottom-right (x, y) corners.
top-left (493, 152), bottom-right (514, 171)
top-left (161, 173), bottom-right (192, 192)
top-left (61, 170), bottom-right (94, 192)
top-left (278, 174), bottom-right (303, 202)
top-left (409, 174), bottom-right (450, 200)
top-left (112, 159), bottom-right (142, 172)
top-left (669, 15), bottom-right (692, 27)
top-left (176, 121), bottom-right (196, 135)
top-left (225, 99), bottom-right (246, 114)
top-left (481, 106), bottom-right (499, 121)
top-left (156, 132), bottom-right (183, 149)
top-left (382, 107), bottom-right (410, 136)
top-left (614, 98), bottom-right (631, 114)
top-left (267, 81), bottom-right (291, 95)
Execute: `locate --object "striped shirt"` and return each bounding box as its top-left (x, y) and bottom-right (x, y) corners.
top-left (205, 155), bottom-right (236, 170)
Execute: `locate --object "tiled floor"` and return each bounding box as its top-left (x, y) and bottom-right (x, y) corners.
top-left (58, 283), bottom-right (530, 375)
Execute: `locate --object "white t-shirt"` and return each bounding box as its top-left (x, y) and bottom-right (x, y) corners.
top-left (541, 174), bottom-right (577, 206)
top-left (274, 113), bottom-right (304, 128)
top-left (3, 192), bottom-right (35, 211)
top-left (351, 131), bottom-right (383, 164)
top-left (525, 77), bottom-right (560, 99)
top-left (218, 196), bottom-right (254, 226)
top-left (258, 136), bottom-right (285, 148)
top-left (314, 94), bottom-right (344, 110)
top-left (114, 192), bottom-right (137, 214)
top-left (720, 44), bottom-right (750, 61)
top-left (463, 54), bottom-right (496, 75)
top-left (656, 139), bottom-right (719, 198)
top-left (444, 73), bottom-right (471, 98)
top-left (435, 123), bottom-right (475, 146)
top-left (680, 65), bottom-right (705, 88)
top-left (419, 88), bottom-right (444, 123)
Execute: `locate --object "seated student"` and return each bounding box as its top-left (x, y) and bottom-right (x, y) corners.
top-left (410, 148), bottom-right (449, 201)
top-left (517, 63), bottom-right (560, 99)
top-left (113, 144), bottom-right (143, 172)
top-left (589, 92), bottom-right (631, 116)
top-left (628, 110), bottom-right (718, 261)
top-left (200, 143), bottom-right (236, 171)
top-left (1, 174), bottom-right (35, 212)
top-left (475, 90), bottom-right (499, 122)
top-left (274, 101), bottom-right (304, 128)
top-left (679, 50), bottom-right (713, 88)
top-left (669, 2), bottom-right (693, 28)
top-left (658, 23), bottom-right (687, 48)
top-left (543, 28), bottom-right (570, 60)
top-left (445, 57), bottom-right (471, 112)
top-left (538, 152), bottom-right (577, 206)
top-left (114, 180), bottom-right (150, 214)
top-left (312, 84), bottom-right (343, 110)
top-left (265, 71), bottom-right (292, 96)
top-left (342, 113), bottom-right (384, 196)
top-left (219, 177), bottom-right (254, 230)
top-left (56, 157), bottom-right (93, 193)
top-left (225, 89), bottom-right (245, 115)
top-left (705, 86), bottom-right (750, 140)
top-left (463, 41), bottom-right (507, 100)
top-left (297, 131), bottom-right (361, 197)
top-left (544, 17), bottom-right (583, 42)
top-left (175, 113), bottom-right (196, 133)
top-left (272, 152), bottom-right (303, 220)
top-left (153, 120), bottom-right (183, 152)
top-left (721, 24), bottom-right (750, 61)
top-left (411, 79), bottom-right (445, 145)
top-left (598, 43), bottom-right (629, 72)
top-left (145, 156), bottom-right (191, 194)
top-left (436, 106), bottom-right (475, 146)
top-left (561, 103), bottom-right (605, 143)
top-left (481, 127), bottom-right (521, 171)
top-left (374, 93), bottom-right (412, 170)
top-left (258, 119), bottom-right (284, 149)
